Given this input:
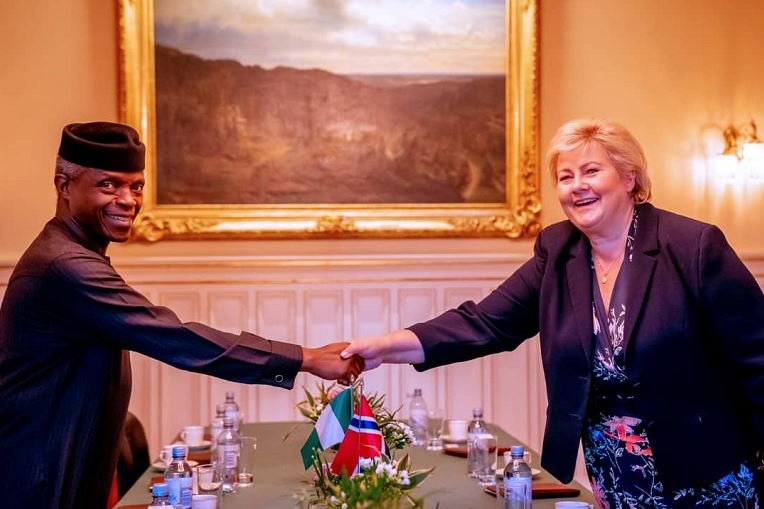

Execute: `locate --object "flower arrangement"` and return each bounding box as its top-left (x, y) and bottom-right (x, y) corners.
top-left (295, 381), bottom-right (433, 508)
top-left (296, 381), bottom-right (415, 451)
top-left (296, 453), bottom-right (432, 508)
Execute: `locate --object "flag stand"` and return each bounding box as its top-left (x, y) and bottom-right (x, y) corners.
top-left (354, 376), bottom-right (363, 470)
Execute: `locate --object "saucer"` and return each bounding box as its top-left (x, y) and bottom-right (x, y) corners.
top-left (151, 459), bottom-right (199, 471)
top-left (441, 434), bottom-right (468, 445)
top-left (185, 440), bottom-right (211, 451)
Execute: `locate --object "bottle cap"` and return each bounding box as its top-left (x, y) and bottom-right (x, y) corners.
top-left (152, 482), bottom-right (169, 496)
top-left (472, 407), bottom-right (483, 418)
top-left (216, 403), bottom-right (226, 416)
top-left (413, 388), bottom-right (422, 396)
top-left (171, 445), bottom-right (187, 459)
top-left (225, 391), bottom-right (235, 400)
top-left (223, 416), bottom-right (234, 427)
top-left (510, 445), bottom-right (525, 457)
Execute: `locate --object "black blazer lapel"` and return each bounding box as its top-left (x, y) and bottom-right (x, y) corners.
top-left (565, 234), bottom-right (596, 366)
top-left (622, 204), bottom-right (659, 356)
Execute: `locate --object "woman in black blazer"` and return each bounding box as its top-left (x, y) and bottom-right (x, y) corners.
top-left (342, 119), bottom-right (764, 508)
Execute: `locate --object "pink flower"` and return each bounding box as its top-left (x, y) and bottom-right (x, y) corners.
top-left (603, 419), bottom-right (652, 457)
top-left (603, 415), bottom-right (641, 434)
top-left (590, 478), bottom-right (609, 509)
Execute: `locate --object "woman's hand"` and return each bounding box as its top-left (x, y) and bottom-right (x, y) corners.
top-left (340, 329), bottom-right (425, 370)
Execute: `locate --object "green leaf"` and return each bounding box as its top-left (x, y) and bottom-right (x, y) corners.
top-left (296, 405), bottom-right (316, 421)
top-left (304, 387), bottom-right (315, 407)
top-left (281, 423), bottom-right (299, 442)
top-left (396, 453), bottom-right (410, 472)
top-left (407, 467), bottom-right (435, 489)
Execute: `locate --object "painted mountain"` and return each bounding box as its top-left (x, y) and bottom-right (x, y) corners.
top-left (154, 45), bottom-right (506, 205)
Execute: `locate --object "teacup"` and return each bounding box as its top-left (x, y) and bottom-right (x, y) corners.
top-left (504, 449), bottom-right (532, 467)
top-left (554, 502), bottom-right (593, 509)
top-left (159, 444), bottom-right (176, 466)
top-left (445, 419), bottom-right (468, 441)
top-left (181, 425), bottom-right (205, 446)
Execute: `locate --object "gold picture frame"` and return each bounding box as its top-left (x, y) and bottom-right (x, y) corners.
top-left (119, 0), bottom-right (540, 241)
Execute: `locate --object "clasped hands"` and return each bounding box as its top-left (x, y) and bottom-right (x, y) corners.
top-left (302, 330), bottom-right (424, 385)
top-left (301, 342), bottom-right (364, 385)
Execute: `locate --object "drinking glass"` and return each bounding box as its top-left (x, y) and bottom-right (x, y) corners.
top-left (196, 463), bottom-right (222, 493)
top-left (473, 433), bottom-right (497, 485)
top-left (238, 436), bottom-right (257, 487)
top-left (426, 409), bottom-right (444, 451)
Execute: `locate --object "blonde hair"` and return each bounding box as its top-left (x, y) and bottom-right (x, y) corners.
top-left (546, 119), bottom-right (652, 203)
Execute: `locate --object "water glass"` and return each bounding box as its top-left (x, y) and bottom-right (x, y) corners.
top-left (196, 464), bottom-right (222, 493)
top-left (238, 436), bottom-right (257, 487)
top-left (426, 409), bottom-right (444, 451)
top-left (472, 432), bottom-right (497, 485)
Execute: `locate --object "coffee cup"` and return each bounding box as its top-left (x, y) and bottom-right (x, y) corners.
top-left (446, 419), bottom-right (468, 441)
top-left (181, 425), bottom-right (205, 446)
top-left (504, 449), bottom-right (532, 467)
top-left (191, 494), bottom-right (217, 509)
top-left (159, 443), bottom-right (182, 466)
top-left (554, 502), bottom-right (593, 509)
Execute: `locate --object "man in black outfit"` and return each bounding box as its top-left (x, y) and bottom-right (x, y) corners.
top-left (0, 122), bottom-right (362, 508)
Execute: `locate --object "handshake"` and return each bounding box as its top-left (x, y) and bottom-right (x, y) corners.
top-left (300, 329), bottom-right (425, 385)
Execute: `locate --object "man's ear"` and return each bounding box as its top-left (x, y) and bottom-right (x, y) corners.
top-left (54, 173), bottom-right (71, 198)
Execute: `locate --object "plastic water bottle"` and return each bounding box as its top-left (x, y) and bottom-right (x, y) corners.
top-left (467, 407), bottom-right (488, 478)
top-left (501, 445), bottom-right (532, 509)
top-left (408, 388), bottom-right (428, 447)
top-left (148, 482), bottom-right (173, 507)
top-left (223, 391), bottom-right (242, 432)
top-left (210, 403), bottom-right (226, 467)
top-left (217, 416), bottom-right (240, 493)
top-left (163, 445), bottom-right (193, 509)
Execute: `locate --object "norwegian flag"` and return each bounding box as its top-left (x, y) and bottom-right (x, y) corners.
top-left (330, 395), bottom-right (386, 476)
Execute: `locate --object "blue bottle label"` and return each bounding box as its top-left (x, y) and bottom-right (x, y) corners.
top-left (166, 477), bottom-right (181, 505)
top-left (180, 476), bottom-right (193, 508)
top-left (505, 475), bottom-right (532, 506)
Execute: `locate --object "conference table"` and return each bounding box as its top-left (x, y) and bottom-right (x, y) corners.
top-left (118, 421), bottom-right (595, 508)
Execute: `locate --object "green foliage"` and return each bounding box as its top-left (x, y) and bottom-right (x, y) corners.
top-left (295, 452), bottom-right (433, 509)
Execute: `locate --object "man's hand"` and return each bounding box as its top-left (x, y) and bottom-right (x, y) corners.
top-left (301, 342), bottom-right (364, 384)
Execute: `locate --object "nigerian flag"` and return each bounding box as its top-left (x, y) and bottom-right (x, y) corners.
top-left (300, 388), bottom-right (353, 469)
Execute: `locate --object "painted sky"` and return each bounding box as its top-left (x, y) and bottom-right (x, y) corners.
top-left (154, 0), bottom-right (506, 74)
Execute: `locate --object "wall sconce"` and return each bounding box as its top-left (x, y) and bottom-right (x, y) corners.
top-left (714, 120), bottom-right (764, 181)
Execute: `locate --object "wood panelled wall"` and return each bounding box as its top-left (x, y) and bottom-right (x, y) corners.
top-left (1, 253), bottom-right (762, 486)
top-left (113, 254), bottom-right (541, 457)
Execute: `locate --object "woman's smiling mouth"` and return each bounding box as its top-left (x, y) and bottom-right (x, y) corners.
top-left (574, 197), bottom-right (598, 207)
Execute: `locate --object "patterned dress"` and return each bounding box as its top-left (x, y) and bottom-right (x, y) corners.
top-left (581, 210), bottom-right (758, 509)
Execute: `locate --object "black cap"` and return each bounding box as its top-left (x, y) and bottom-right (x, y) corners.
top-left (58, 121), bottom-right (145, 171)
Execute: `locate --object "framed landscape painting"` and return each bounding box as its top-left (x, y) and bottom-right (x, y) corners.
top-left (119, 0), bottom-right (540, 240)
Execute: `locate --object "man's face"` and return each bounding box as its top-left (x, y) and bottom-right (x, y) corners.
top-left (63, 169), bottom-right (145, 244)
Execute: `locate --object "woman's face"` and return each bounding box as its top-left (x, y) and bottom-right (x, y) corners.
top-left (555, 142), bottom-right (635, 239)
